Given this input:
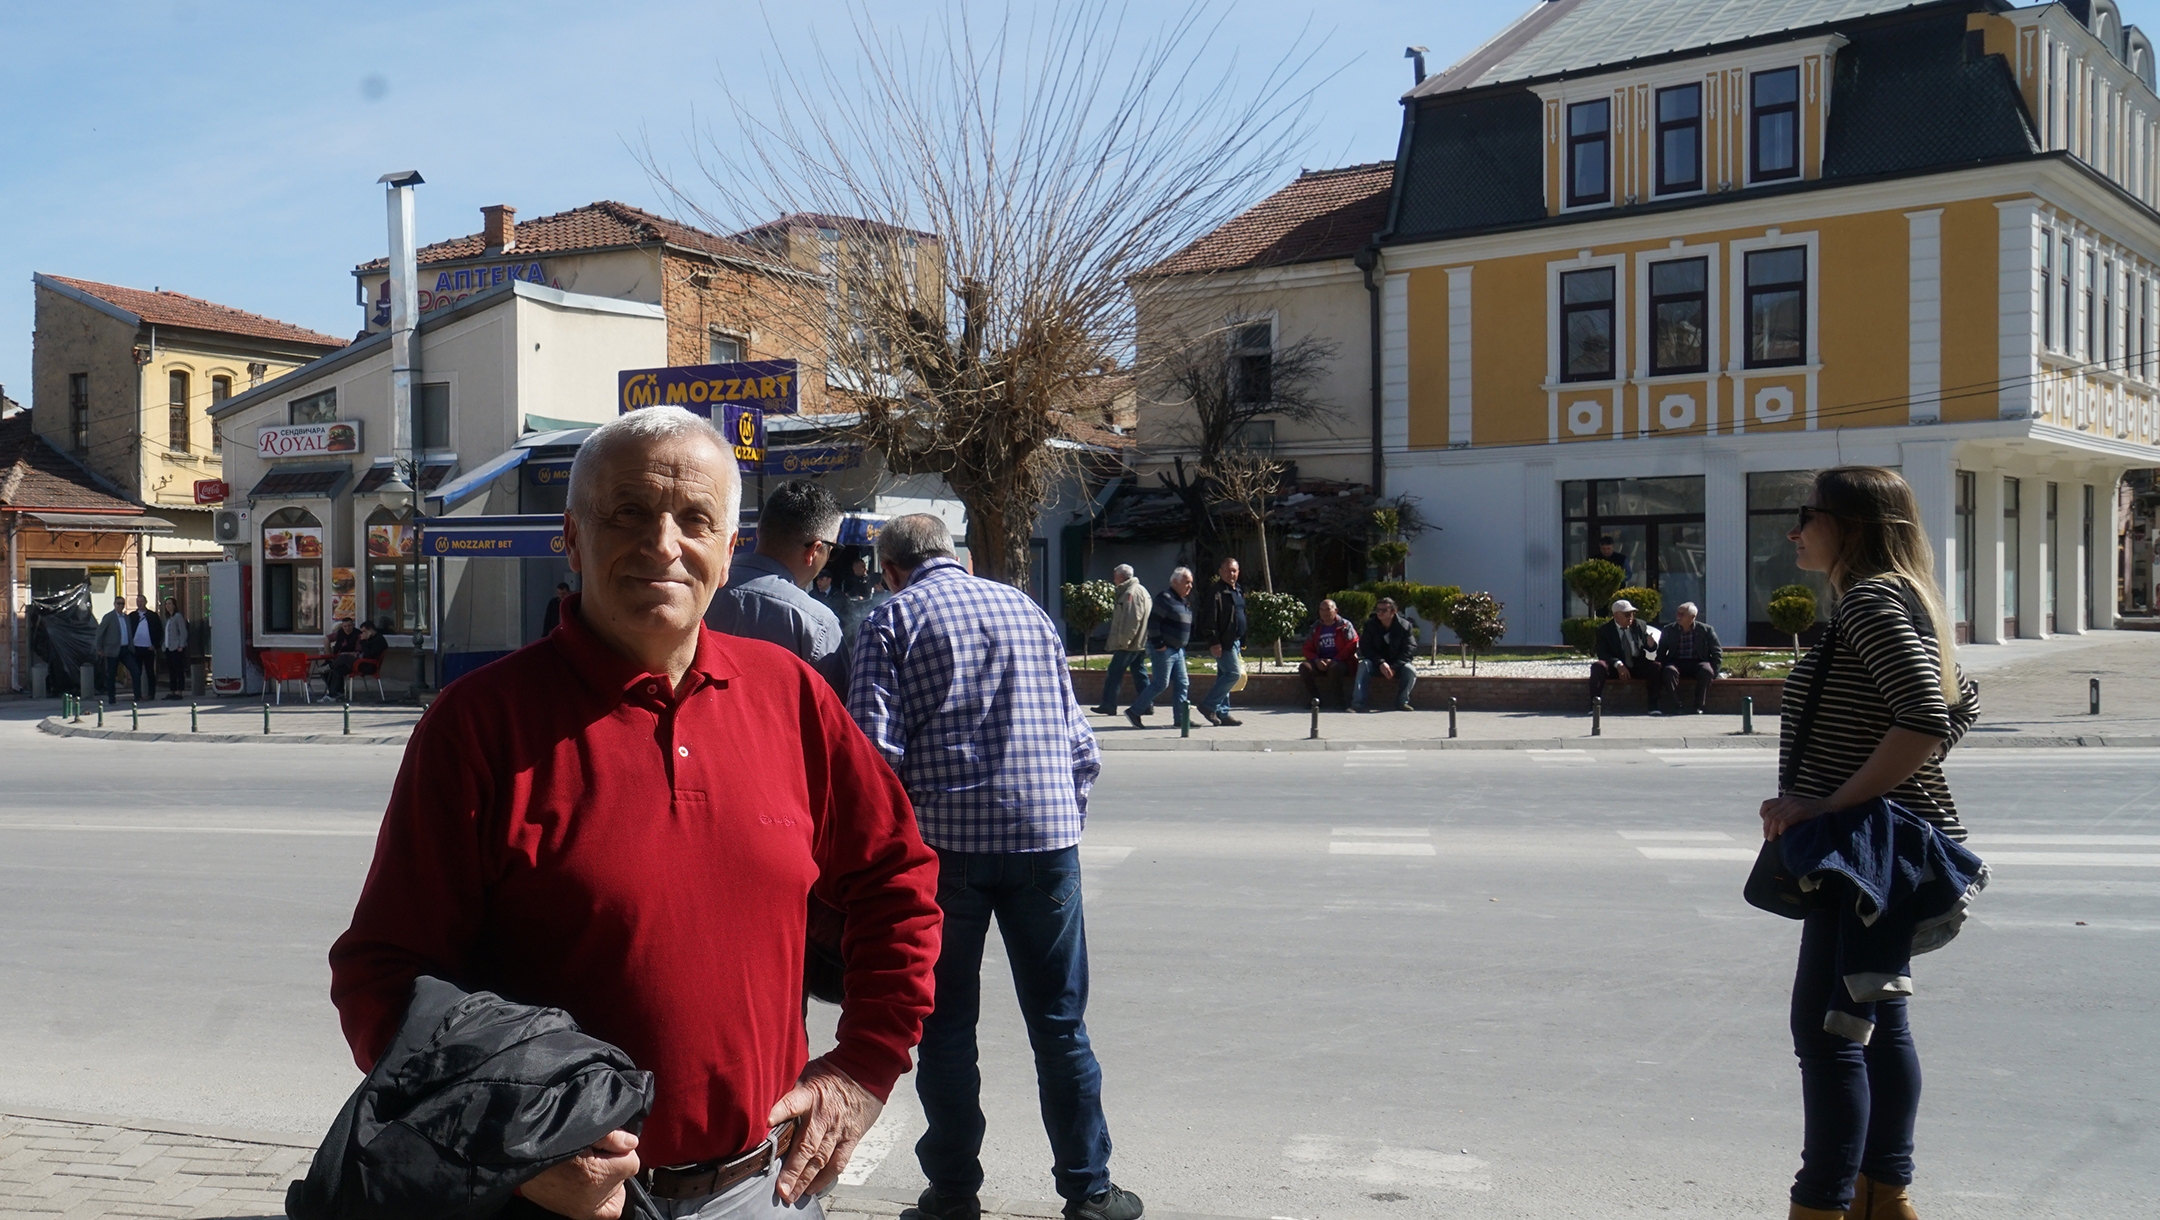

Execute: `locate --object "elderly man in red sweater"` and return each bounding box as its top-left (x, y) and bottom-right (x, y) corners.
top-left (1298, 598), bottom-right (1358, 711)
top-left (327, 406), bottom-right (941, 1220)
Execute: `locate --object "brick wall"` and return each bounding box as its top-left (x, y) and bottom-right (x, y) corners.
top-left (659, 252), bottom-right (841, 412)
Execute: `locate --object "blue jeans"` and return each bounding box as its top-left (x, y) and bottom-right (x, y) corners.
top-left (1201, 640), bottom-right (1242, 715)
top-left (1790, 909), bottom-right (1920, 1211)
top-left (916, 846), bottom-right (1110, 1203)
top-left (1095, 650), bottom-right (1150, 710)
top-left (1131, 646), bottom-right (1187, 715)
top-left (1352, 659), bottom-right (1417, 710)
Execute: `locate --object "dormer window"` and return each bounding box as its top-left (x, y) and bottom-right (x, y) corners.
top-left (1655, 84), bottom-right (1702, 195)
top-left (1751, 68), bottom-right (1801, 182)
top-left (1567, 99), bottom-right (1612, 207)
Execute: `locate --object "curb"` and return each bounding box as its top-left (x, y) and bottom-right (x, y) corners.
top-left (0, 1105), bottom-right (317, 1149)
top-left (1094, 730), bottom-right (2160, 751)
top-left (38, 716), bottom-right (411, 746)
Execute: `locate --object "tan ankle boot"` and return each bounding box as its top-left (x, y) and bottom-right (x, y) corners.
top-left (1848, 1173), bottom-right (1918, 1219)
top-left (1788, 1204), bottom-right (1845, 1219)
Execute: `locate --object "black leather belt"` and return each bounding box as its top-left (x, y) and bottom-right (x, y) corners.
top-left (642, 1120), bottom-right (795, 1202)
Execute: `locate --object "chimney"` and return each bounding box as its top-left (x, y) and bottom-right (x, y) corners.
top-left (483, 204), bottom-right (517, 253)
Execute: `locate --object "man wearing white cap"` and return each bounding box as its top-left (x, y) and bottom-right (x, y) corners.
top-left (1589, 598), bottom-right (1659, 711)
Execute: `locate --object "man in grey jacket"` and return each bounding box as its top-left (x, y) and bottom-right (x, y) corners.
top-left (706, 479), bottom-right (849, 695)
top-left (93, 595), bottom-right (126, 702)
top-left (1088, 565), bottom-right (1151, 717)
top-left (161, 598), bottom-right (191, 698)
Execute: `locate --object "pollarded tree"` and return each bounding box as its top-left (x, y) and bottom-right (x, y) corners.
top-left (667, 2), bottom-right (1322, 587)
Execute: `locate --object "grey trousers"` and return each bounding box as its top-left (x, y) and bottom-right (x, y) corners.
top-left (652, 1158), bottom-right (825, 1220)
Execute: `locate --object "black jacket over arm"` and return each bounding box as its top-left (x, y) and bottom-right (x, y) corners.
top-left (1357, 616), bottom-right (1416, 666)
top-left (1653, 622), bottom-right (1723, 671)
top-left (1195, 580), bottom-right (1246, 646)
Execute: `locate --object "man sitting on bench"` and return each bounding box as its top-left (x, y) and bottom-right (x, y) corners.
top-left (1352, 597), bottom-right (1417, 713)
top-left (1589, 598), bottom-right (1658, 712)
top-left (1654, 601), bottom-right (1722, 715)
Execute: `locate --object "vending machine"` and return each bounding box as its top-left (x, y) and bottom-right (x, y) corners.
top-left (209, 560), bottom-right (262, 695)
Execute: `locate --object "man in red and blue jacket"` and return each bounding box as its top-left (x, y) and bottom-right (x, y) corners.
top-left (1299, 598), bottom-right (1359, 711)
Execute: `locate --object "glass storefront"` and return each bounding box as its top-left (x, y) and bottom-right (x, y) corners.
top-left (260, 506), bottom-right (323, 635)
top-left (1745, 472), bottom-right (1831, 647)
top-left (1562, 476), bottom-right (1704, 620)
top-left (365, 506), bottom-right (428, 634)
top-left (2003, 476), bottom-right (2022, 638)
top-left (1955, 471), bottom-right (1976, 642)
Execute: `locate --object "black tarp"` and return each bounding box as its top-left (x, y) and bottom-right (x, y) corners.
top-left (26, 584), bottom-right (96, 695)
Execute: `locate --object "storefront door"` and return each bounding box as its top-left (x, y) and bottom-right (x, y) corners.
top-left (156, 561), bottom-right (211, 657)
top-left (1563, 477), bottom-right (1705, 624)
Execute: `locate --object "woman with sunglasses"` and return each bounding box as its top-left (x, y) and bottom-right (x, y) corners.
top-left (1762, 466), bottom-right (1980, 1220)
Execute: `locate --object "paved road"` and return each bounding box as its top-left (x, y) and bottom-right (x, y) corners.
top-left (0, 718), bottom-right (2153, 1217)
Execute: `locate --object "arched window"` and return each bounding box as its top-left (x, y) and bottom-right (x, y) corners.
top-left (210, 375), bottom-right (231, 453)
top-left (364, 505), bottom-right (428, 634)
top-left (261, 506), bottom-right (324, 634)
top-left (168, 370), bottom-right (191, 453)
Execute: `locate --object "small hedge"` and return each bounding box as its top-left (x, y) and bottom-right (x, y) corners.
top-left (1328, 589), bottom-right (1378, 626)
top-left (1562, 616), bottom-right (1606, 653)
top-left (1611, 585), bottom-right (1662, 621)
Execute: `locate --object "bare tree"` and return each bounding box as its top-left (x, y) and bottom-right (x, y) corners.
top-left (656, 2), bottom-right (1321, 586)
top-left (1152, 322), bottom-right (1341, 474)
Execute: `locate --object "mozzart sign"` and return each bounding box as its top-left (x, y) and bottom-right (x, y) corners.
top-left (619, 360), bottom-right (797, 474)
top-left (258, 421), bottom-right (362, 459)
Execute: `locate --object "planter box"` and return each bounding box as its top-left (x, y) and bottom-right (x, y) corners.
top-left (1072, 665), bottom-right (1783, 715)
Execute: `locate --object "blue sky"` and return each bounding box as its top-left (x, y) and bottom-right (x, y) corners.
top-left (0, 1), bottom-right (1524, 402)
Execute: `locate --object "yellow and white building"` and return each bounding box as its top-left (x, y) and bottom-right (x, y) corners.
top-left (1144, 0), bottom-right (2160, 645)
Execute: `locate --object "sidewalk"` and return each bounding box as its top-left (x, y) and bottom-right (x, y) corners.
top-left (18, 629), bottom-right (2160, 751)
top-left (0, 1111), bottom-right (1244, 1220)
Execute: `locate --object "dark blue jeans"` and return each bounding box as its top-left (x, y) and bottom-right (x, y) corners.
top-left (1790, 908), bottom-right (1920, 1211)
top-left (916, 846), bottom-right (1111, 1203)
top-left (1096, 650), bottom-right (1150, 711)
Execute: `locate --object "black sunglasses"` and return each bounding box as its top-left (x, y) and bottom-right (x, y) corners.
top-left (1796, 505), bottom-right (1837, 528)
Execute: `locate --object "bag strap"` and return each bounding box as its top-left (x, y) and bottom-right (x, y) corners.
top-left (1781, 622), bottom-right (1840, 794)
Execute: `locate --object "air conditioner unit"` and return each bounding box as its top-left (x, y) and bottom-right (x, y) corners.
top-left (214, 508), bottom-right (249, 544)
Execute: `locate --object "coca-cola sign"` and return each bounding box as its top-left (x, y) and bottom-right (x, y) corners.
top-left (258, 421), bottom-right (362, 459)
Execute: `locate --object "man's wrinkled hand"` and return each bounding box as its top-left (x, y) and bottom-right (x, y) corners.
top-left (519, 1129), bottom-right (639, 1220)
top-left (767, 1059), bottom-right (882, 1204)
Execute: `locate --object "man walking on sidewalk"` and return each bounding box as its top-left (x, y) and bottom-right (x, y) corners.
top-left (1194, 556), bottom-right (1246, 727)
top-left (1090, 565), bottom-right (1151, 717)
top-left (1127, 566), bottom-right (1193, 727)
top-left (707, 479), bottom-right (850, 696)
top-left (849, 514), bottom-right (1144, 1220)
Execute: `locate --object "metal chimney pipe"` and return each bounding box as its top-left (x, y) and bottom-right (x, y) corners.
top-left (378, 171), bottom-right (424, 478)
top-left (1404, 46), bottom-right (1428, 86)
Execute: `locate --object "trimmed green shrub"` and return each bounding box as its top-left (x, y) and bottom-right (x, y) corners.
top-left (1060, 579), bottom-right (1115, 661)
top-left (1368, 540), bottom-right (1410, 577)
top-left (1563, 559), bottom-right (1627, 615)
top-left (1446, 591), bottom-right (1507, 675)
top-left (1246, 590), bottom-right (1309, 654)
top-left (1768, 593), bottom-right (1818, 658)
top-left (1328, 589), bottom-right (1378, 628)
top-left (1561, 616), bottom-right (1606, 654)
top-left (1408, 584), bottom-right (1462, 660)
top-left (1611, 585), bottom-right (1662, 621)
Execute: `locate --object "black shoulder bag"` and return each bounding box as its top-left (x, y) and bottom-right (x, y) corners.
top-left (1743, 622), bottom-right (1839, 918)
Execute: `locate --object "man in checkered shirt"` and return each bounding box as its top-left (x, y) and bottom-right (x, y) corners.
top-left (848, 514), bottom-right (1142, 1220)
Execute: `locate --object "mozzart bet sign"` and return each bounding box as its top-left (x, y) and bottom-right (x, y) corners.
top-left (258, 421), bottom-right (363, 458)
top-left (618, 359), bottom-right (799, 473)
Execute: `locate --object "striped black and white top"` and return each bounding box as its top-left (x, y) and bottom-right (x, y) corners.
top-left (1779, 575), bottom-right (1981, 839)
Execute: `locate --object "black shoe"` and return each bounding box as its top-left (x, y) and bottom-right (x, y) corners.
top-left (1396, 703), bottom-right (1415, 712)
top-left (1199, 707), bottom-right (1223, 727)
top-left (1126, 708), bottom-right (1146, 728)
top-left (1218, 714), bottom-right (1243, 727)
top-left (1089, 706), bottom-right (1116, 716)
top-left (1352, 706), bottom-right (1371, 714)
top-left (1065, 1186), bottom-right (1144, 1220)
top-left (912, 1186), bottom-right (982, 1220)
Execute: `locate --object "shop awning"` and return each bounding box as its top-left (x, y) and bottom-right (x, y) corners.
top-left (249, 466), bottom-right (352, 500)
top-left (23, 512), bottom-right (176, 534)
top-left (418, 514), bottom-right (565, 559)
top-left (837, 512), bottom-right (885, 546)
top-left (355, 459), bottom-right (458, 495)
top-left (428, 448), bottom-right (530, 512)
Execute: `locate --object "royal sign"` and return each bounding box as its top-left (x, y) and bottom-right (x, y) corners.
top-left (617, 360), bottom-right (800, 415)
top-left (192, 479), bottom-right (231, 505)
top-left (258, 421), bottom-right (362, 459)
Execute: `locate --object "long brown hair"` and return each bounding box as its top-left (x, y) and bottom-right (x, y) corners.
top-left (1812, 465), bottom-right (1959, 701)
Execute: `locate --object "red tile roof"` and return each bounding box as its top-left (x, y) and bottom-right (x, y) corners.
top-left (355, 201), bottom-right (779, 272)
top-left (41, 276), bottom-right (348, 350)
top-left (1147, 163), bottom-right (1395, 277)
top-left (731, 213), bottom-right (940, 244)
top-left (0, 413), bottom-right (141, 514)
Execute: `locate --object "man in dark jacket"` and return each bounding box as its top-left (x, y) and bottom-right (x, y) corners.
top-left (93, 595), bottom-right (126, 701)
top-left (1192, 557), bottom-right (1247, 727)
top-left (1654, 601), bottom-right (1723, 715)
top-left (543, 581), bottom-right (572, 636)
top-left (1128, 566), bottom-right (1193, 727)
top-left (1352, 597), bottom-right (1418, 713)
top-left (1298, 598), bottom-right (1357, 711)
top-left (1589, 598), bottom-right (1658, 710)
top-left (125, 594), bottom-right (163, 700)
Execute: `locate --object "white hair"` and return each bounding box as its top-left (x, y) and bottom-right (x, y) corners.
top-left (1677, 601), bottom-right (1700, 616)
top-left (567, 407), bottom-right (742, 525)
top-left (1169, 566), bottom-right (1193, 584)
top-left (1112, 564), bottom-right (1134, 580)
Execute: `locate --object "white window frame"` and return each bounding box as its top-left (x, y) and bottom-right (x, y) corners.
top-left (1546, 252), bottom-right (1630, 388)
top-left (1728, 230), bottom-right (1820, 372)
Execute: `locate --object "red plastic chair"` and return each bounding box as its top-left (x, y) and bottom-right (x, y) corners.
top-left (351, 655), bottom-right (386, 702)
top-left (259, 651), bottom-right (318, 705)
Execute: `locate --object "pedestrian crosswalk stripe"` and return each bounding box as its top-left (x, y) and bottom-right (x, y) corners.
top-left (1969, 834), bottom-right (2160, 846)
top-left (1333, 827), bottom-right (1433, 837)
top-left (1645, 750), bottom-right (1772, 766)
top-left (1329, 841), bottom-right (1438, 856)
top-left (1079, 845), bottom-right (1134, 866)
top-left (1635, 846), bottom-right (1761, 861)
top-left (1988, 879), bottom-right (2160, 896)
top-left (1617, 830), bottom-right (1736, 841)
top-left (1528, 749), bottom-right (1596, 764)
top-left (1978, 852), bottom-right (2160, 867)
top-left (1344, 749), bottom-right (1408, 768)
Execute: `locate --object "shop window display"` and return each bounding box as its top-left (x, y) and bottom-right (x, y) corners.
top-left (366, 506), bottom-right (428, 634)
top-left (261, 506), bottom-right (324, 635)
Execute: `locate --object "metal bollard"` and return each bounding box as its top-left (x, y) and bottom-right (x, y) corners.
top-left (263, 701), bottom-right (271, 735)
top-left (1591, 696), bottom-right (1602, 737)
top-left (1310, 698), bottom-right (1322, 740)
top-left (130, 700), bottom-right (138, 731)
top-left (343, 698), bottom-right (352, 736)
top-left (2091, 677), bottom-right (2101, 715)
top-left (1177, 702), bottom-right (1190, 738)
top-left (1448, 697), bottom-right (1459, 739)
top-left (1742, 696), bottom-right (1756, 736)
top-left (97, 698), bottom-right (104, 728)
top-left (190, 702), bottom-right (198, 733)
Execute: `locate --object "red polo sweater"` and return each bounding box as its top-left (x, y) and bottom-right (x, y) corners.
top-left (327, 597), bottom-right (941, 1166)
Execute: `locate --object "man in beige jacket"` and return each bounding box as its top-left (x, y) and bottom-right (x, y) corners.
top-left (1089, 565), bottom-right (1153, 717)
